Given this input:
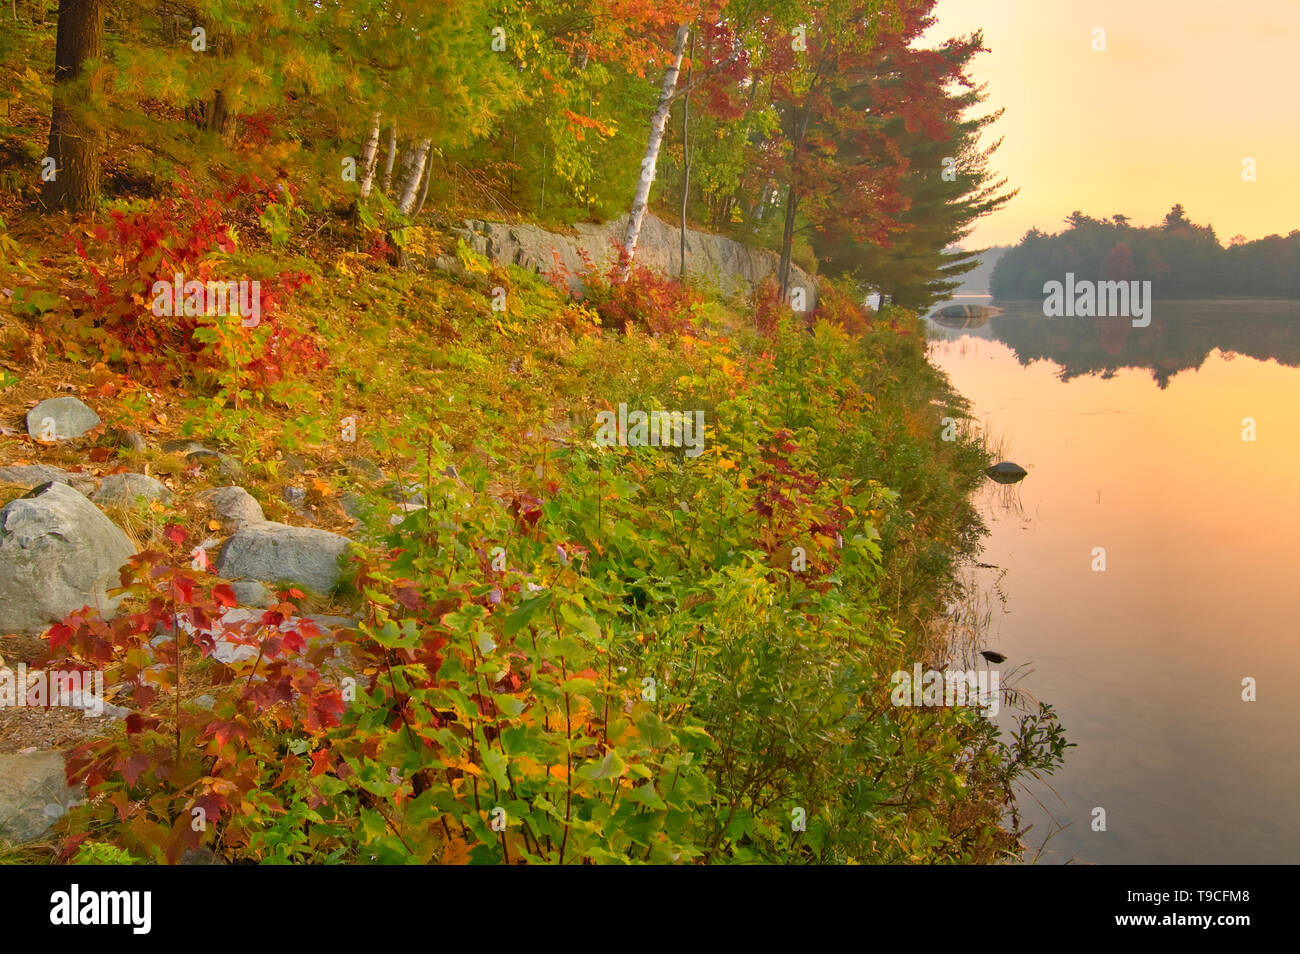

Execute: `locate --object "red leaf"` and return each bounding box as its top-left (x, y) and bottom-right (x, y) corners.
top-left (310, 748), bottom-right (332, 776)
top-left (46, 622), bottom-right (74, 650)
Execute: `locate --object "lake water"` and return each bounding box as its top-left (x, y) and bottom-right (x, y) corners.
top-left (926, 296), bottom-right (1300, 864)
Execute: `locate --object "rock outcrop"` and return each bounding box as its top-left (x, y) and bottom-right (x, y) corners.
top-left (448, 212), bottom-right (819, 308)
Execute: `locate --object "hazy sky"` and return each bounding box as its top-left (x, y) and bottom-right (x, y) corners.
top-left (926, 0), bottom-right (1300, 248)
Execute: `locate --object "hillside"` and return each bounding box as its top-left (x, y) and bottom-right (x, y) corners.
top-left (0, 1), bottom-right (1055, 867)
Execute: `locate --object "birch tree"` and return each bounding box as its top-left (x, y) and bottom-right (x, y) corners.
top-left (358, 112), bottom-right (382, 199)
top-left (396, 138), bottom-right (432, 215)
top-left (620, 24), bottom-right (692, 272)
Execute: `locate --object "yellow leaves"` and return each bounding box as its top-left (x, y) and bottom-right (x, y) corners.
top-left (448, 758), bottom-right (482, 778)
top-left (440, 834), bottom-right (472, 865)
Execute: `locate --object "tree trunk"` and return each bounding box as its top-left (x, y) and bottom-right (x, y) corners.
top-left (358, 111), bottom-right (381, 199)
top-left (778, 101), bottom-right (815, 298)
top-left (620, 23), bottom-right (691, 273)
top-left (198, 84), bottom-right (236, 142)
top-left (42, 0), bottom-right (104, 214)
top-left (412, 149), bottom-right (433, 217)
top-left (679, 29), bottom-right (694, 280)
top-left (381, 123), bottom-right (397, 193)
top-left (396, 137), bottom-right (431, 215)
top-left (778, 181), bottom-right (798, 297)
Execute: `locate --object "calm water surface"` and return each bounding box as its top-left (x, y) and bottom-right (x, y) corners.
top-left (926, 297), bottom-right (1300, 864)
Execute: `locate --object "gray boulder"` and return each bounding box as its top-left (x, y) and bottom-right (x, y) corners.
top-left (230, 580), bottom-right (272, 607)
top-left (0, 482), bottom-right (135, 634)
top-left (215, 522), bottom-right (350, 595)
top-left (26, 396), bottom-right (100, 441)
top-left (0, 751), bottom-right (84, 844)
top-left (196, 486), bottom-right (265, 532)
top-left (93, 472), bottom-right (172, 506)
top-left (0, 464), bottom-right (96, 496)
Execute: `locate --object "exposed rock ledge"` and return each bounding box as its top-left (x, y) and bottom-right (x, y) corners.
top-left (447, 212), bottom-right (819, 309)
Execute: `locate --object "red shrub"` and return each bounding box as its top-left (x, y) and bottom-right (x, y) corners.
top-left (72, 173), bottom-right (321, 386)
top-left (581, 250), bottom-right (699, 335)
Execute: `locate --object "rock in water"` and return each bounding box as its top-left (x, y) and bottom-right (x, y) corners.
top-left (929, 304), bottom-right (1004, 330)
top-left (986, 461), bottom-right (1028, 484)
top-left (215, 522), bottom-right (350, 595)
top-left (0, 482), bottom-right (135, 634)
top-left (25, 396), bottom-right (100, 441)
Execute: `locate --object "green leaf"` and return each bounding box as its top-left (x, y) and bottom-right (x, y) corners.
top-left (481, 748), bottom-right (510, 789)
top-left (505, 592), bottom-right (551, 636)
top-left (559, 603), bottom-right (602, 641)
top-left (496, 694), bottom-right (526, 719)
top-left (577, 749), bottom-right (626, 781)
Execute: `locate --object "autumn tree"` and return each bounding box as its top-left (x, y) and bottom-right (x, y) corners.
top-left (813, 3), bottom-right (1015, 309)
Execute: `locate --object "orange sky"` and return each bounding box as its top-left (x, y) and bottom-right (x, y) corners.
top-left (925, 0), bottom-right (1300, 248)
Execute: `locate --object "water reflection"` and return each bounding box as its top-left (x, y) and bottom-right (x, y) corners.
top-left (926, 297), bottom-right (1300, 864)
top-left (926, 297), bottom-right (1300, 388)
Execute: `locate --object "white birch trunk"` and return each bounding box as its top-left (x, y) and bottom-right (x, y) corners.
top-left (620, 24), bottom-right (691, 273)
top-left (397, 137), bottom-right (432, 215)
top-left (412, 148), bottom-right (433, 217)
top-left (358, 111), bottom-right (381, 199)
top-left (381, 123), bottom-right (398, 194)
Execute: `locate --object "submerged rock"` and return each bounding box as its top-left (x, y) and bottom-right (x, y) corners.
top-left (929, 303), bottom-right (1005, 330)
top-left (986, 461), bottom-right (1028, 484)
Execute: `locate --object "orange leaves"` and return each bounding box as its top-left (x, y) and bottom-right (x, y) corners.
top-left (440, 835), bottom-right (472, 865)
top-left (562, 109), bottom-right (616, 141)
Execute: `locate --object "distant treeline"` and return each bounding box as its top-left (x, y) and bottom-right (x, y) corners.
top-left (990, 206), bottom-right (1300, 299)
